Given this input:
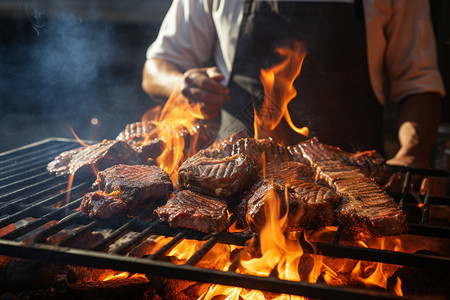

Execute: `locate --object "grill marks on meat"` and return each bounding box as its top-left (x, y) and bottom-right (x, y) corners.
top-left (47, 147), bottom-right (85, 176)
top-left (219, 138), bottom-right (293, 169)
top-left (243, 179), bottom-right (339, 233)
top-left (116, 120), bottom-right (215, 155)
top-left (155, 190), bottom-right (228, 234)
top-left (263, 161), bottom-right (313, 184)
top-left (81, 164), bottom-right (173, 218)
top-left (48, 140), bottom-right (143, 180)
top-left (295, 138), bottom-right (408, 236)
top-left (178, 149), bottom-right (257, 201)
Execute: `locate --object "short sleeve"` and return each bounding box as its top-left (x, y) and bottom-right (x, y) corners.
top-left (385, 0), bottom-right (445, 102)
top-left (146, 0), bottom-right (216, 72)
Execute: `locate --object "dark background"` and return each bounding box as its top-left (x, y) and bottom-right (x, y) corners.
top-left (0, 0), bottom-right (449, 169)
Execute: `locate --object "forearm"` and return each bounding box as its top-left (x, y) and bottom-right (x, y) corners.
top-left (142, 58), bottom-right (184, 104)
top-left (389, 92), bottom-right (442, 167)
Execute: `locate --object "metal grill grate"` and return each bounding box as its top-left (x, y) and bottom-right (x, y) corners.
top-left (0, 138), bottom-right (449, 299)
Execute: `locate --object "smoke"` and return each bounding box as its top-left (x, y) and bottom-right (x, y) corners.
top-left (0, 3), bottom-right (166, 151)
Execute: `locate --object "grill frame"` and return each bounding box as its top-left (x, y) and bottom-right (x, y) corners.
top-left (0, 138), bottom-right (449, 299)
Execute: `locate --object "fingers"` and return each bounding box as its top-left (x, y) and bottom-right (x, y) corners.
top-left (181, 67), bottom-right (230, 109)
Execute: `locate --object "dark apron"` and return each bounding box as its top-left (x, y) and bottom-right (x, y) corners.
top-left (225, 0), bottom-right (384, 153)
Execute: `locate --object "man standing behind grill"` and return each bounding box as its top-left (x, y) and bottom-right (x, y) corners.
top-left (142, 1), bottom-right (445, 180)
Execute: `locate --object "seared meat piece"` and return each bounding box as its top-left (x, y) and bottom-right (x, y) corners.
top-left (81, 164), bottom-right (173, 218)
top-left (243, 179), bottom-right (339, 233)
top-left (178, 149), bottom-right (258, 201)
top-left (295, 138), bottom-right (408, 236)
top-left (94, 164), bottom-right (173, 209)
top-left (155, 190), bottom-right (228, 234)
top-left (47, 147), bottom-right (85, 176)
top-left (66, 140), bottom-right (142, 179)
top-left (218, 138), bottom-right (293, 169)
top-left (289, 140), bottom-right (392, 185)
top-left (262, 160), bottom-right (313, 183)
top-left (81, 191), bottom-right (127, 219)
top-left (116, 120), bottom-right (215, 155)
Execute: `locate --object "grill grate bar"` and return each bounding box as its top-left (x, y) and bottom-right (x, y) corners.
top-left (0, 239), bottom-right (411, 300)
top-left (0, 143), bottom-right (75, 172)
top-left (1, 198), bottom-right (83, 240)
top-left (147, 232), bottom-right (185, 260)
top-left (58, 220), bottom-right (100, 247)
top-left (111, 220), bottom-right (159, 255)
top-left (32, 211), bottom-right (85, 243)
top-left (421, 191), bottom-right (431, 225)
top-left (0, 182), bottom-right (89, 229)
top-left (0, 177), bottom-right (66, 201)
top-left (0, 180), bottom-right (69, 215)
top-left (185, 236), bottom-right (220, 266)
top-left (314, 242), bottom-right (450, 270)
top-left (90, 220), bottom-right (135, 252)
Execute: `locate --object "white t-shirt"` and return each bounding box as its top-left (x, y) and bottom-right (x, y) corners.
top-left (147, 0), bottom-right (445, 105)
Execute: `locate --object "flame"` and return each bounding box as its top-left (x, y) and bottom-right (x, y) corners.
top-left (393, 276), bottom-right (403, 297)
top-left (254, 40), bottom-right (309, 143)
top-left (141, 88), bottom-right (205, 178)
top-left (67, 125), bottom-right (90, 147)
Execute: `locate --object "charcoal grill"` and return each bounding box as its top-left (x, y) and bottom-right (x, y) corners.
top-left (0, 138), bottom-right (449, 299)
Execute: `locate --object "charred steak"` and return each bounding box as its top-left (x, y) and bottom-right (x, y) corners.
top-left (52, 140), bottom-right (142, 180)
top-left (241, 179), bottom-right (339, 233)
top-left (178, 149), bottom-right (258, 201)
top-left (294, 137), bottom-right (408, 236)
top-left (81, 191), bottom-right (127, 219)
top-left (116, 120), bottom-right (215, 154)
top-left (47, 147), bottom-right (85, 176)
top-left (155, 190), bottom-right (228, 234)
top-left (218, 137), bottom-right (293, 169)
top-left (81, 164), bottom-right (173, 218)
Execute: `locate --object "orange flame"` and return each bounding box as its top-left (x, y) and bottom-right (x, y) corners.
top-left (141, 88), bottom-right (205, 178)
top-left (254, 40), bottom-right (309, 143)
top-left (67, 125), bottom-right (89, 147)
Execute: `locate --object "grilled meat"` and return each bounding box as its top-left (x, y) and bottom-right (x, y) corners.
top-left (178, 149), bottom-right (258, 201)
top-left (218, 138), bottom-right (293, 169)
top-left (47, 147), bottom-right (85, 176)
top-left (116, 120), bottom-right (215, 155)
top-left (50, 140), bottom-right (142, 180)
top-left (294, 137), bottom-right (408, 236)
top-left (155, 190), bottom-right (228, 234)
top-left (81, 164), bottom-right (173, 218)
top-left (81, 191), bottom-right (127, 219)
top-left (240, 179), bottom-right (339, 232)
top-left (95, 164), bottom-right (173, 208)
top-left (262, 160), bottom-right (313, 183)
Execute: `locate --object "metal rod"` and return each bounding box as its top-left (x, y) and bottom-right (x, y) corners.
top-left (112, 221), bottom-right (159, 255)
top-left (90, 220), bottom-right (135, 252)
top-left (1, 198), bottom-right (83, 240)
top-left (386, 165), bottom-right (449, 177)
top-left (185, 236), bottom-right (219, 266)
top-left (399, 171), bottom-right (411, 210)
top-left (408, 223), bottom-right (450, 239)
top-left (421, 191), bottom-right (431, 225)
top-left (59, 220), bottom-right (100, 247)
top-left (146, 232), bottom-right (185, 260)
top-left (313, 242), bottom-right (450, 270)
top-left (32, 211), bottom-right (84, 243)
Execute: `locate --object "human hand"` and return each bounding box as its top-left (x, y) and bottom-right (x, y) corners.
top-left (181, 66), bottom-right (230, 120)
top-left (386, 155), bottom-right (443, 196)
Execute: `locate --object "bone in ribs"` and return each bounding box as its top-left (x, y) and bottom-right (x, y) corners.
top-left (292, 137), bottom-right (408, 236)
top-left (81, 164), bottom-right (173, 218)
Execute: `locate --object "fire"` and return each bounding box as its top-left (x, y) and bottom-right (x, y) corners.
top-left (141, 88), bottom-right (205, 178)
top-left (254, 40), bottom-right (309, 143)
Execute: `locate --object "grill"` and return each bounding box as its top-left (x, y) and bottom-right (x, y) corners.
top-left (1, 138), bottom-right (449, 299)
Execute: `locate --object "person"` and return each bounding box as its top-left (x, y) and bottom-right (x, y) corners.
top-left (142, 0), bottom-right (445, 176)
